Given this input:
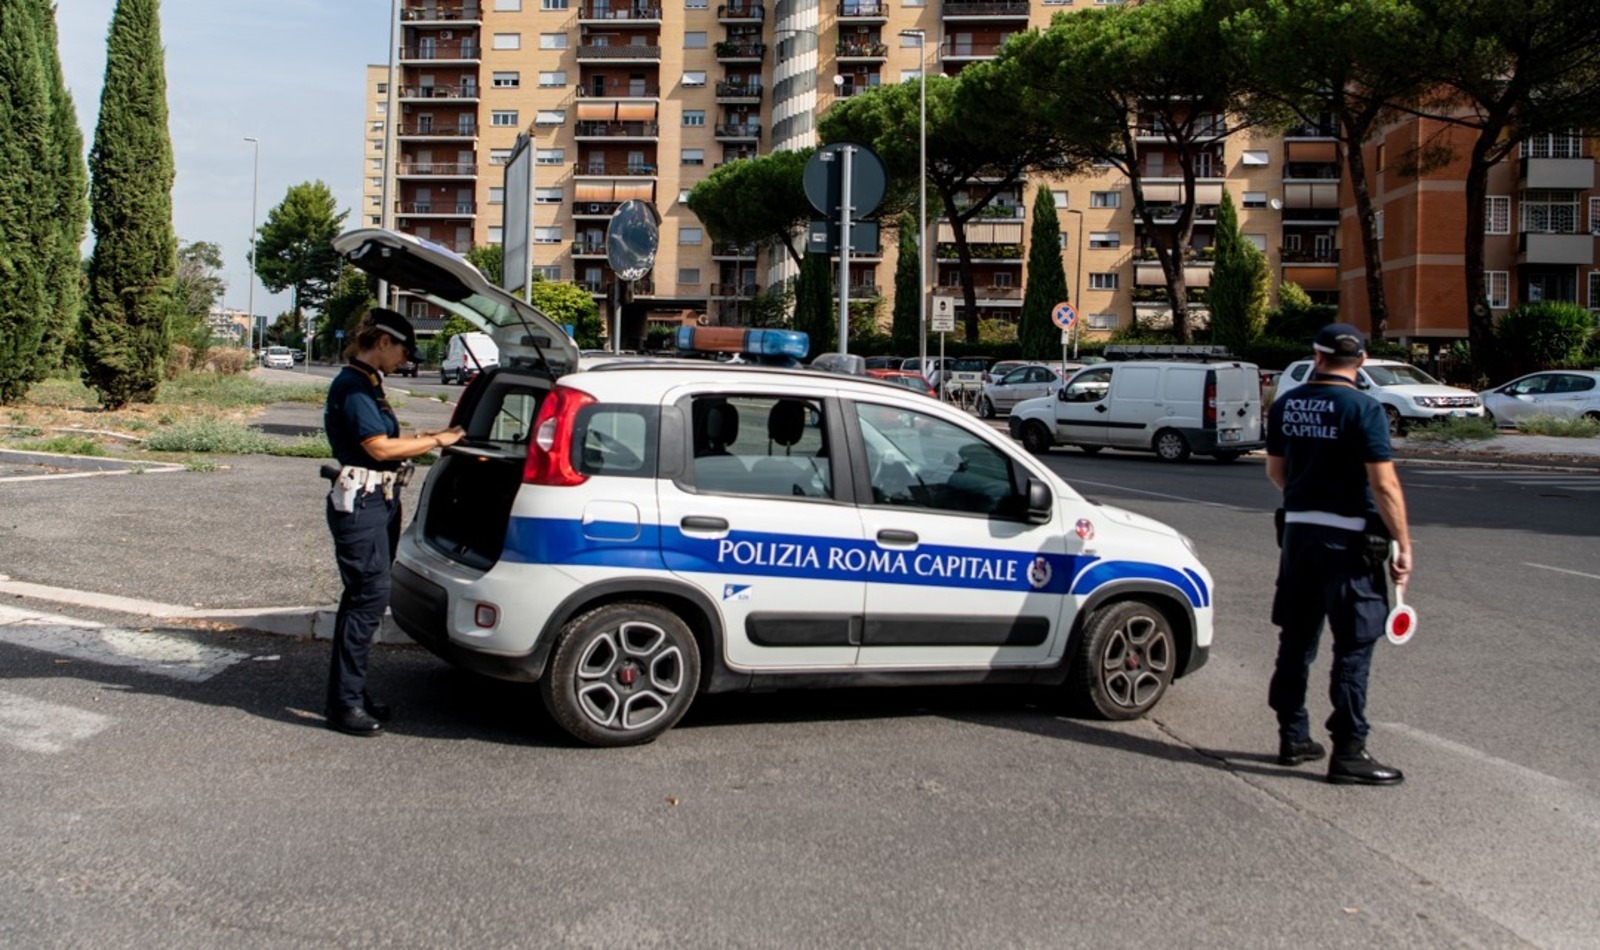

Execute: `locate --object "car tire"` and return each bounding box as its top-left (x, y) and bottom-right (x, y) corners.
top-left (1153, 428), bottom-right (1190, 462)
top-left (1584, 411), bottom-right (1600, 424)
top-left (978, 397), bottom-right (996, 420)
top-left (1080, 445), bottom-right (1103, 455)
top-left (1384, 405), bottom-right (1404, 437)
top-left (1069, 600), bottom-right (1176, 720)
top-left (1212, 450), bottom-right (1242, 463)
top-left (440, 371), bottom-right (450, 385)
top-left (1020, 420), bottom-right (1054, 455)
top-left (540, 603), bottom-right (701, 748)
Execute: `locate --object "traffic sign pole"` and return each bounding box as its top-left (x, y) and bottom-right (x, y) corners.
top-left (838, 145), bottom-right (853, 355)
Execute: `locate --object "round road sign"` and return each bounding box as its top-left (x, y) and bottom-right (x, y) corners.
top-left (1051, 301), bottom-right (1077, 331)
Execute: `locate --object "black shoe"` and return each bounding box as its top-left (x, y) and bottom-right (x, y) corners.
top-left (1328, 744), bottom-right (1403, 786)
top-left (1277, 737), bottom-right (1327, 766)
top-left (362, 692), bottom-right (393, 722)
top-left (326, 706), bottom-right (385, 737)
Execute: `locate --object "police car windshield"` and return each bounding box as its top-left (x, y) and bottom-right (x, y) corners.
top-left (1365, 364), bottom-right (1438, 387)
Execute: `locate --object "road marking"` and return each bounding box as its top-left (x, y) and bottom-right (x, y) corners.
top-left (0, 689), bottom-right (111, 754)
top-left (1524, 563), bottom-right (1600, 582)
top-left (0, 606), bottom-right (248, 683)
top-left (1057, 478), bottom-right (1255, 512)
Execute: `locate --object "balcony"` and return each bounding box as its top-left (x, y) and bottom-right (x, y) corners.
top-left (846, 283), bottom-right (882, 299)
top-left (397, 84), bottom-right (480, 101)
top-left (837, 0), bottom-right (888, 21)
top-left (716, 2), bottom-right (764, 22)
top-left (712, 243), bottom-right (758, 258)
top-left (574, 120), bottom-right (660, 140)
top-left (714, 122), bottom-right (761, 142)
top-left (572, 240), bottom-right (609, 257)
top-left (577, 42), bottom-right (663, 61)
top-left (575, 160), bottom-right (658, 176)
top-left (399, 43), bottom-right (479, 62)
top-left (932, 284), bottom-right (1023, 302)
top-left (1518, 231), bottom-right (1595, 266)
top-left (935, 243), bottom-right (1023, 261)
top-left (715, 80), bottom-right (763, 103)
top-left (1522, 158), bottom-right (1595, 190)
top-left (396, 162), bottom-right (478, 177)
top-left (577, 81), bottom-right (662, 98)
top-left (1134, 120), bottom-right (1229, 141)
top-left (939, 37), bottom-right (1006, 60)
top-left (714, 40), bottom-right (767, 61)
top-left (1278, 247), bottom-right (1338, 264)
top-left (941, 203), bottom-right (1025, 222)
top-left (574, 201), bottom-right (623, 217)
top-left (942, 0), bottom-right (1030, 17)
top-left (836, 39), bottom-right (888, 60)
top-left (579, 3), bottom-right (664, 22)
top-left (396, 201), bottom-right (478, 217)
top-left (833, 81), bottom-right (880, 99)
top-left (709, 283), bottom-right (761, 298)
top-left (396, 122), bottom-right (478, 139)
top-left (400, 4), bottom-right (482, 24)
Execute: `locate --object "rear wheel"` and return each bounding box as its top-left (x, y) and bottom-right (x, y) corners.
top-left (540, 603), bottom-right (701, 747)
top-left (1080, 445), bottom-right (1103, 455)
top-left (977, 397), bottom-right (996, 420)
top-left (1584, 411), bottom-right (1600, 424)
top-left (1020, 421), bottom-right (1054, 455)
top-left (440, 370), bottom-right (450, 385)
top-left (1384, 405), bottom-right (1404, 437)
top-left (1070, 600), bottom-right (1176, 720)
top-left (1153, 428), bottom-right (1190, 462)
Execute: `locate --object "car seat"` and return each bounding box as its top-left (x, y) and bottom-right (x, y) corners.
top-left (692, 400), bottom-right (740, 456)
top-left (765, 398), bottom-right (807, 456)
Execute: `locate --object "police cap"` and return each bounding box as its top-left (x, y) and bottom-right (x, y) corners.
top-left (1313, 322), bottom-right (1366, 358)
top-left (369, 307), bottom-right (422, 362)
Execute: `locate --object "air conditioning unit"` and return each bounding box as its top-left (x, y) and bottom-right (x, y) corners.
top-left (440, 30), bottom-right (454, 39)
top-left (586, 203), bottom-right (603, 213)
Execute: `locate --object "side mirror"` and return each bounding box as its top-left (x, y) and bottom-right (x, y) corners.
top-left (1356, 376), bottom-right (1372, 390)
top-left (1057, 387), bottom-right (1071, 403)
top-left (1025, 477), bottom-right (1053, 524)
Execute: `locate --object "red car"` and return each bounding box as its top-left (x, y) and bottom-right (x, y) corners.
top-left (866, 368), bottom-right (937, 398)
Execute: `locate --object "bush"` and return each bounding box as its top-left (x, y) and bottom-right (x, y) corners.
top-left (1405, 416), bottom-right (1498, 444)
top-left (1513, 414), bottom-right (1599, 438)
top-left (144, 419), bottom-right (278, 454)
top-left (202, 347), bottom-right (252, 375)
top-left (12, 434), bottom-right (106, 456)
top-left (1495, 302), bottom-right (1593, 378)
top-left (167, 344), bottom-right (195, 379)
top-left (157, 373), bottom-right (325, 408)
top-left (267, 434), bottom-right (334, 458)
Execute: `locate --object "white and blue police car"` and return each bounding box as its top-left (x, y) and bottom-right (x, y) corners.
top-left (335, 228), bottom-right (1214, 746)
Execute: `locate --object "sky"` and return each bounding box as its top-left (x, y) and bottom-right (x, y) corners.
top-left (57, 0), bottom-right (393, 319)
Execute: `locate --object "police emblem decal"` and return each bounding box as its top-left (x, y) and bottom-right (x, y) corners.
top-left (1075, 518), bottom-right (1095, 541)
top-left (1027, 556), bottom-right (1052, 590)
top-left (722, 583), bottom-right (752, 602)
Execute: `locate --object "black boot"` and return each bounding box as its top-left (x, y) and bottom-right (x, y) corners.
top-left (1328, 741), bottom-right (1403, 786)
top-left (1277, 737), bottom-right (1327, 766)
top-left (362, 691), bottom-right (393, 722)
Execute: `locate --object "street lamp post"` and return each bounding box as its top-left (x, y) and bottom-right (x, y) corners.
top-left (379, 0), bottom-right (399, 309)
top-left (898, 29), bottom-right (928, 378)
top-left (1065, 207), bottom-right (1085, 360)
top-left (244, 136), bottom-right (260, 361)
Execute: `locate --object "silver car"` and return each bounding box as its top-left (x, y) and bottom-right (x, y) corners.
top-left (1480, 371), bottom-right (1600, 426)
top-left (979, 363), bottom-right (1064, 419)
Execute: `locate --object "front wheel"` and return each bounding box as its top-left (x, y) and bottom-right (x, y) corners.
top-left (1070, 600), bottom-right (1176, 720)
top-left (977, 397), bottom-right (996, 420)
top-left (1384, 405), bottom-right (1404, 437)
top-left (1153, 428), bottom-right (1190, 462)
top-left (1584, 411), bottom-right (1600, 424)
top-left (540, 603), bottom-right (701, 747)
top-left (1020, 421), bottom-right (1054, 455)
top-left (1080, 445), bottom-right (1103, 455)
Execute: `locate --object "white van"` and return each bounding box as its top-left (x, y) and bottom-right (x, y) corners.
top-left (1008, 360), bottom-right (1265, 462)
top-left (441, 331), bottom-right (499, 385)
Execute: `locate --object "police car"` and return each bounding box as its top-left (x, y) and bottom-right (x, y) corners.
top-left (334, 229), bottom-right (1214, 747)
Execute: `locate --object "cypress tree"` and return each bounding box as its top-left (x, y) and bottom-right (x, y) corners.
top-left (791, 252), bottom-right (836, 357)
top-left (36, 0), bottom-right (88, 373)
top-left (890, 212), bottom-right (921, 356)
top-left (1209, 190), bottom-right (1268, 357)
top-left (1019, 185), bottom-right (1068, 361)
top-left (0, 0), bottom-right (52, 404)
top-left (83, 0), bottom-right (176, 409)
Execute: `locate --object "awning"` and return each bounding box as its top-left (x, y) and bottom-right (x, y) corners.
top-left (1283, 181), bottom-right (1340, 209)
top-left (574, 181), bottom-right (615, 201)
top-left (576, 102), bottom-right (617, 121)
top-left (1283, 265), bottom-right (1339, 290)
top-left (1135, 263), bottom-right (1211, 286)
top-left (935, 222), bottom-right (1023, 244)
top-left (614, 181), bottom-right (655, 201)
top-left (1286, 140), bottom-right (1339, 163)
top-left (616, 102), bottom-right (657, 121)
top-left (1191, 183), bottom-right (1222, 205)
top-left (1141, 183), bottom-right (1181, 203)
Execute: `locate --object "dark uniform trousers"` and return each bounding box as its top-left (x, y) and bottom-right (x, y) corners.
top-left (325, 490), bottom-right (402, 712)
top-left (1269, 522), bottom-right (1389, 746)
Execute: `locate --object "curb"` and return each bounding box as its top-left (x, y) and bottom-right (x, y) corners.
top-left (0, 448), bottom-right (186, 476)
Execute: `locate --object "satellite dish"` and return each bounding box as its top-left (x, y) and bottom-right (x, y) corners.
top-left (606, 200), bottom-right (660, 282)
top-left (1269, 198), bottom-right (1284, 210)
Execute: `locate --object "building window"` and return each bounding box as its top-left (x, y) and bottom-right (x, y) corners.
top-left (493, 33), bottom-right (522, 50)
top-left (488, 226), bottom-right (504, 244)
top-left (376, 102), bottom-right (387, 114)
top-left (1521, 130), bottom-right (1583, 159)
top-left (368, 177), bottom-right (382, 189)
top-left (376, 83), bottom-right (388, 94)
top-left (1485, 195), bottom-right (1510, 234)
top-left (679, 226), bottom-right (703, 245)
top-left (534, 187), bottom-right (563, 204)
top-left (489, 187), bottom-right (505, 204)
top-left (535, 148), bottom-right (565, 165)
top-left (1242, 191), bottom-right (1267, 209)
top-left (1375, 210), bottom-right (1384, 239)
top-left (538, 71), bottom-right (565, 87)
top-left (678, 268), bottom-right (701, 285)
top-left (1052, 191), bottom-right (1068, 209)
top-left (534, 227), bottom-right (563, 244)
top-left (682, 148), bottom-right (705, 165)
top-left (369, 157), bottom-right (383, 169)
top-left (1589, 271), bottom-right (1600, 312)
top-left (369, 195), bottom-right (381, 207)
top-left (1087, 312), bottom-right (1119, 330)
top-left (410, 301), bottom-right (429, 319)
top-left (540, 33), bottom-right (568, 50)
top-left (684, 31), bottom-right (707, 49)
top-left (1241, 150), bottom-right (1269, 166)
top-left (1246, 233), bottom-right (1267, 251)
top-left (541, 0), bottom-right (569, 8)
top-left (1089, 191), bottom-right (1120, 208)
top-left (1486, 271), bottom-right (1509, 309)
top-left (489, 148), bottom-right (512, 165)
top-left (494, 0), bottom-right (523, 9)
top-left (678, 189), bottom-right (692, 203)
top-left (683, 71), bottom-right (707, 87)
top-left (993, 272), bottom-right (1013, 288)
top-left (537, 266), bottom-right (562, 281)
top-left (1058, 232), bottom-right (1068, 250)
top-left (1521, 190), bottom-right (1580, 233)
top-left (370, 139), bottom-right (383, 151)
top-left (686, 0), bottom-right (708, 7)
top-left (493, 71), bottom-right (521, 88)
top-left (1590, 197), bottom-right (1600, 234)
top-left (683, 110), bottom-right (705, 127)
top-left (491, 110), bottom-right (520, 127)
top-left (369, 121), bottom-right (384, 133)
top-left (1089, 273), bottom-right (1119, 290)
top-left (1089, 231), bottom-right (1120, 249)
top-left (370, 215), bottom-right (382, 225)
top-left (535, 110), bottom-right (565, 125)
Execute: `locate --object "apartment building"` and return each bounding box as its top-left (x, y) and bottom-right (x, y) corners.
top-left (365, 1), bottom-right (1597, 350)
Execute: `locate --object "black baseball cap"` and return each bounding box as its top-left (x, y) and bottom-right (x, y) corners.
top-left (1313, 322), bottom-right (1366, 358)
top-left (369, 308), bottom-right (421, 362)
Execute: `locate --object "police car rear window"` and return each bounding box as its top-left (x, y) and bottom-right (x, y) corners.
top-left (574, 404), bottom-right (658, 477)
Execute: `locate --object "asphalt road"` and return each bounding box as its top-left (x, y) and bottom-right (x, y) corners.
top-left (1, 402), bottom-right (1597, 946)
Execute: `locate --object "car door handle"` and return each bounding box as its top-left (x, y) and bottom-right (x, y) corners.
top-left (680, 516), bottom-right (728, 532)
top-left (877, 529), bottom-right (918, 545)
top-left (1095, 404), bottom-right (1108, 413)
top-left (1237, 407), bottom-right (1247, 416)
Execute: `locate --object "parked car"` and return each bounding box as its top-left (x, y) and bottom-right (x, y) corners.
top-left (979, 364), bottom-right (1066, 418)
top-left (863, 355), bottom-right (907, 370)
top-left (1274, 358), bottom-right (1483, 435)
top-left (290, 349), bottom-right (306, 364)
top-left (866, 368), bottom-right (937, 397)
top-left (393, 358), bottom-right (420, 378)
top-left (261, 346), bottom-right (294, 370)
top-left (930, 357), bottom-right (992, 394)
top-left (1479, 370), bottom-right (1600, 426)
top-left (441, 331), bottom-right (499, 384)
top-left (984, 360), bottom-right (1033, 385)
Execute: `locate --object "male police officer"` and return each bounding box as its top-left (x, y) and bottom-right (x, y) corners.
top-left (1265, 323), bottom-right (1412, 785)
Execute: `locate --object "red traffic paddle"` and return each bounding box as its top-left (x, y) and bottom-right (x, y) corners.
top-left (1385, 542), bottom-right (1417, 645)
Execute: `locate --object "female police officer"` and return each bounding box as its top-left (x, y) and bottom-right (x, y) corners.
top-left (323, 308), bottom-right (464, 736)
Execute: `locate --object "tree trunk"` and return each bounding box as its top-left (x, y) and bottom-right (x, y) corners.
top-left (1342, 107), bottom-right (1388, 340)
top-left (1462, 132), bottom-right (1498, 385)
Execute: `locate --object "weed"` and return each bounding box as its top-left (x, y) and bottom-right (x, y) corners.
top-left (4, 426), bottom-right (45, 439)
top-left (144, 420), bottom-right (278, 454)
top-left (1405, 415), bottom-right (1499, 444)
top-left (183, 458), bottom-right (220, 473)
top-left (267, 435), bottom-right (334, 458)
top-left (13, 434), bottom-right (106, 456)
top-left (158, 374), bottom-right (325, 409)
top-left (1513, 414), bottom-right (1600, 438)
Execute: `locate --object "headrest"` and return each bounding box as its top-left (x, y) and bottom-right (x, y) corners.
top-left (768, 399), bottom-right (807, 447)
top-left (702, 401), bottom-right (739, 446)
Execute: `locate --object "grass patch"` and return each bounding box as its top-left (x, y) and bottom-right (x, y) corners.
top-left (3, 426), bottom-right (45, 439)
top-left (144, 419), bottom-right (278, 454)
top-left (1405, 415), bottom-right (1499, 444)
top-left (12, 434), bottom-right (107, 456)
top-left (267, 434), bottom-right (334, 458)
top-left (183, 458), bottom-right (220, 473)
top-left (157, 374), bottom-right (326, 408)
top-left (1514, 414), bottom-right (1600, 438)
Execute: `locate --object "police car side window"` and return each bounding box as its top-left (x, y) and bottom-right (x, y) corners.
top-left (574, 404), bottom-right (656, 477)
top-left (854, 404), bottom-right (1017, 516)
top-left (688, 394), bottom-right (832, 499)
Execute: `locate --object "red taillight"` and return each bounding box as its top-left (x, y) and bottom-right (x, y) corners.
top-left (1203, 376), bottom-right (1217, 426)
top-left (523, 386), bottom-right (597, 486)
